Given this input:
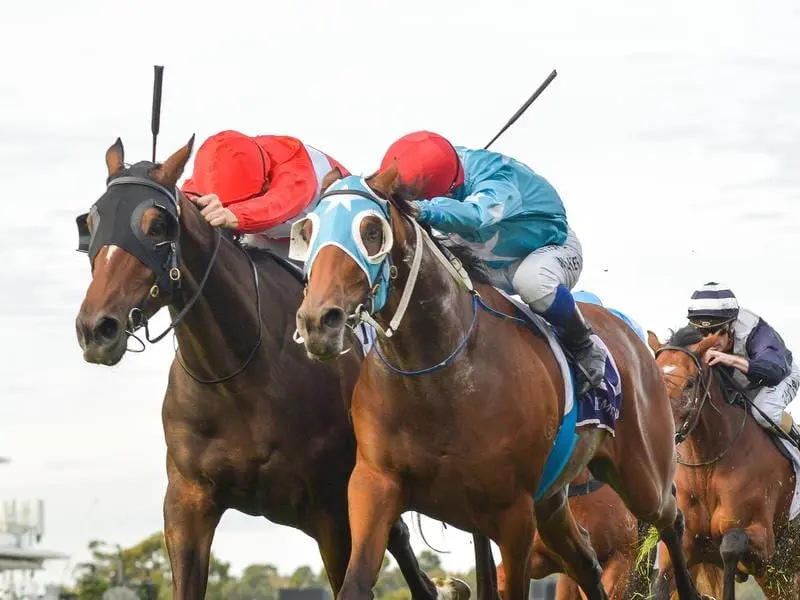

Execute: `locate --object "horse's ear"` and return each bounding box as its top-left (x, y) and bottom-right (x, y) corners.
top-left (154, 135), bottom-right (195, 187)
top-left (321, 167), bottom-right (344, 192)
top-left (369, 161), bottom-right (400, 197)
top-left (695, 333), bottom-right (721, 357)
top-left (647, 330), bottom-right (663, 354)
top-left (106, 138), bottom-right (125, 177)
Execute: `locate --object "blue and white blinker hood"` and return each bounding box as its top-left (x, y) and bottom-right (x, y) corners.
top-left (289, 176), bottom-right (395, 313)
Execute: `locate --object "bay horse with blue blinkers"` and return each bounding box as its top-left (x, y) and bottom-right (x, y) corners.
top-left (73, 138), bottom-right (470, 600)
top-left (292, 165), bottom-right (711, 600)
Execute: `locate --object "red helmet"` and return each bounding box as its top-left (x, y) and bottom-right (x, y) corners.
top-left (379, 131), bottom-right (464, 198)
top-left (182, 130), bottom-right (269, 205)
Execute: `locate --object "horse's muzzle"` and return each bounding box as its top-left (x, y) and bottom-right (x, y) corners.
top-left (75, 313), bottom-right (127, 366)
top-left (295, 306), bottom-right (347, 361)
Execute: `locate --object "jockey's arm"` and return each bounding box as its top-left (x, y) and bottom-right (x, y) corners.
top-left (745, 321), bottom-right (792, 387)
top-left (228, 154), bottom-right (313, 234)
top-left (413, 171), bottom-right (523, 235)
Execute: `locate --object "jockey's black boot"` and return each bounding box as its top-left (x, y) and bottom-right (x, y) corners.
top-left (560, 306), bottom-right (608, 397)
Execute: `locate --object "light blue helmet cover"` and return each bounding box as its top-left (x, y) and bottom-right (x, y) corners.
top-left (289, 175), bottom-right (395, 312)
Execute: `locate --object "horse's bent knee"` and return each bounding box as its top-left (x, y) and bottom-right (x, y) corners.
top-left (720, 528), bottom-right (749, 564)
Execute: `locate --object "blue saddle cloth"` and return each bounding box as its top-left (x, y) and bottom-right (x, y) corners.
top-left (494, 290), bottom-right (635, 501)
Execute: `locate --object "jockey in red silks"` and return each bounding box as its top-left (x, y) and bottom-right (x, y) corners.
top-left (182, 130), bottom-right (349, 249)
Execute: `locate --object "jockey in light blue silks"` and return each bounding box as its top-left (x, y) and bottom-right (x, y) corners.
top-left (378, 130), bottom-right (607, 396)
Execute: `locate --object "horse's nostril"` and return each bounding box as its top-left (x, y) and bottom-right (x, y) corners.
top-left (94, 316), bottom-right (121, 343)
top-left (320, 307), bottom-right (345, 331)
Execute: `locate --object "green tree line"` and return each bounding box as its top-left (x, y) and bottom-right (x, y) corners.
top-left (53, 531), bottom-right (767, 599)
top-left (55, 532), bottom-right (477, 600)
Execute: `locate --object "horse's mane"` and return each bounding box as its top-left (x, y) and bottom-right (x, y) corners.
top-left (369, 178), bottom-right (492, 286)
top-left (667, 324), bottom-right (705, 349)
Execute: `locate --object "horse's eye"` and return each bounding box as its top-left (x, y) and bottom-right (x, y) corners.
top-left (149, 219), bottom-right (166, 237)
top-left (365, 222), bottom-right (381, 242)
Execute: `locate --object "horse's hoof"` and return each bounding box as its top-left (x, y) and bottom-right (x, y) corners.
top-left (432, 577), bottom-right (472, 600)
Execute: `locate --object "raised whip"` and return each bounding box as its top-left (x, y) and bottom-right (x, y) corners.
top-left (484, 68), bottom-right (557, 150)
top-left (151, 65), bottom-right (164, 162)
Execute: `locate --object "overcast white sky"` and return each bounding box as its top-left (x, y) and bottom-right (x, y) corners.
top-left (2, 0), bottom-right (800, 591)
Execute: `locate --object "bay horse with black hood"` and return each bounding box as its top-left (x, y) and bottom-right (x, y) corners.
top-left (292, 166), bottom-right (710, 600)
top-left (73, 137), bottom-right (469, 600)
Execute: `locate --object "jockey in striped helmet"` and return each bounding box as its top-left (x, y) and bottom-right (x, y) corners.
top-left (687, 282), bottom-right (800, 445)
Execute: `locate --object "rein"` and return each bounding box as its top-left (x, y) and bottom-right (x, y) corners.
top-left (130, 222), bottom-right (266, 386)
top-left (353, 205), bottom-right (530, 377)
top-left (655, 344), bottom-right (747, 467)
top-left (294, 181), bottom-right (532, 377)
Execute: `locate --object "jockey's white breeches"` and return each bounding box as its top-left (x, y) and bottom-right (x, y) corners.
top-left (488, 227), bottom-right (584, 313)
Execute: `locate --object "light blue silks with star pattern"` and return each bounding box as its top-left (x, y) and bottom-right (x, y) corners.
top-left (289, 175), bottom-right (395, 313)
top-left (414, 147), bottom-right (568, 270)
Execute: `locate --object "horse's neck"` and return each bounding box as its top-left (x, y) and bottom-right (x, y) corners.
top-left (169, 208), bottom-right (293, 380)
top-left (686, 383), bottom-right (746, 459)
top-left (374, 240), bottom-right (473, 374)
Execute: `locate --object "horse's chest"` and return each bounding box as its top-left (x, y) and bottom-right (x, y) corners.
top-left (378, 434), bottom-right (524, 521)
top-left (223, 451), bottom-right (312, 521)
top-left (169, 429), bottom-right (313, 521)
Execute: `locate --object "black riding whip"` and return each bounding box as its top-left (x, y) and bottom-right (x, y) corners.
top-left (484, 69), bottom-right (557, 150)
top-left (151, 65), bottom-right (164, 162)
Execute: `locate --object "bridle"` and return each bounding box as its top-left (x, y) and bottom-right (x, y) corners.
top-left (654, 344), bottom-right (747, 467)
top-left (76, 169), bottom-right (264, 384)
top-left (294, 181), bottom-right (532, 377)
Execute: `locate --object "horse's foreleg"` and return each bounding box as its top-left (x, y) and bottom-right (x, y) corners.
top-left (338, 460), bottom-right (402, 600)
top-left (692, 564), bottom-right (724, 599)
top-left (592, 449), bottom-right (705, 600)
top-left (386, 518), bottom-right (472, 600)
top-left (474, 535), bottom-right (501, 600)
top-left (599, 554), bottom-right (632, 600)
top-left (720, 524), bottom-right (775, 600)
top-left (311, 509), bottom-right (354, 597)
top-left (163, 469), bottom-right (221, 600)
top-left (495, 496), bottom-right (536, 600)
top-left (554, 575), bottom-right (581, 600)
top-left (534, 489), bottom-right (606, 600)
top-left (655, 503), bottom-right (711, 600)
top-left (719, 529), bottom-right (749, 600)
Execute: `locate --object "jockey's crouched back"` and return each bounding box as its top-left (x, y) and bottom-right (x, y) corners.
top-left (378, 130), bottom-right (607, 396)
top-left (180, 129), bottom-right (349, 257)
